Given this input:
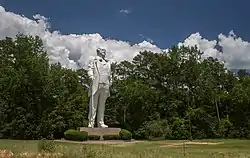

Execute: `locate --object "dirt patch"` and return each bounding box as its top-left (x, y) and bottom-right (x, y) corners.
top-left (110, 143), bottom-right (135, 147)
top-left (0, 150), bottom-right (65, 158)
top-left (160, 141), bottom-right (223, 147)
top-left (184, 141), bottom-right (222, 145)
top-left (108, 141), bottom-right (144, 147)
top-left (18, 152), bottom-right (64, 158)
top-left (0, 150), bottom-right (13, 158)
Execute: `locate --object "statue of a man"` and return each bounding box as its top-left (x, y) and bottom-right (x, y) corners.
top-left (87, 48), bottom-right (112, 128)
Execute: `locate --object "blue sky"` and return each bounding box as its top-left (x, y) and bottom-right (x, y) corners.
top-left (0, 0), bottom-right (249, 48)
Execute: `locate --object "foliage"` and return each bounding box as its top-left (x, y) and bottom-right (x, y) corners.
top-left (0, 34), bottom-right (88, 139)
top-left (37, 139), bottom-right (56, 153)
top-left (135, 120), bottom-right (170, 140)
top-left (135, 119), bottom-right (189, 140)
top-left (170, 117), bottom-right (189, 140)
top-left (1, 34), bottom-right (250, 140)
top-left (88, 135), bottom-right (101, 140)
top-left (103, 135), bottom-right (120, 140)
top-left (217, 116), bottom-right (234, 138)
top-left (119, 129), bottom-right (132, 140)
top-left (64, 129), bottom-right (88, 141)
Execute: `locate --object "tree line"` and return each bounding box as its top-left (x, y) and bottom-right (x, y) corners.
top-left (0, 34), bottom-right (249, 140)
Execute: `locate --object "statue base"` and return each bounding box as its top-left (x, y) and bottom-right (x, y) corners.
top-left (78, 127), bottom-right (121, 140)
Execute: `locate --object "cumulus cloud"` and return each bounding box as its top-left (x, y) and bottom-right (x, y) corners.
top-left (0, 5), bottom-right (250, 69)
top-left (119, 9), bottom-right (132, 15)
top-left (218, 31), bottom-right (250, 69)
top-left (0, 5), bottom-right (161, 69)
top-left (139, 34), bottom-right (154, 44)
top-left (177, 33), bottom-right (222, 62)
top-left (178, 31), bottom-right (250, 69)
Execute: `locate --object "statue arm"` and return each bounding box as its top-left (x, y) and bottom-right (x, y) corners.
top-left (109, 61), bottom-right (113, 85)
top-left (87, 58), bottom-right (95, 80)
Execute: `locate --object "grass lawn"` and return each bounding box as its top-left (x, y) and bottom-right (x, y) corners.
top-left (0, 139), bottom-right (250, 158)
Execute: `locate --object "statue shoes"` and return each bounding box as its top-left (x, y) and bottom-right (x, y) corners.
top-left (98, 123), bottom-right (108, 128)
top-left (88, 123), bottom-right (94, 128)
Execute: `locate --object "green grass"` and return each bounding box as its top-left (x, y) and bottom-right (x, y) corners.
top-left (0, 139), bottom-right (250, 158)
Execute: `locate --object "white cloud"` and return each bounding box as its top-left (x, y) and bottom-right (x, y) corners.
top-left (218, 31), bottom-right (250, 69)
top-left (178, 31), bottom-right (250, 69)
top-left (178, 32), bottom-right (222, 60)
top-left (119, 9), bottom-right (131, 15)
top-left (140, 34), bottom-right (154, 44)
top-left (0, 6), bottom-right (161, 69)
top-left (0, 5), bottom-right (250, 69)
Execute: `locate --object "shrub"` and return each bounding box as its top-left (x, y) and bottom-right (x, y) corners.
top-left (119, 129), bottom-right (132, 140)
top-left (103, 135), bottom-right (120, 140)
top-left (64, 129), bottom-right (88, 141)
top-left (38, 139), bottom-right (56, 153)
top-left (88, 135), bottom-right (101, 140)
top-left (148, 136), bottom-right (165, 141)
top-left (169, 117), bottom-right (189, 140)
top-left (217, 117), bottom-right (234, 138)
top-left (135, 120), bottom-right (171, 140)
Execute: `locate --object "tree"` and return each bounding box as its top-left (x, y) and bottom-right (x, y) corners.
top-left (1, 33), bottom-right (250, 140)
top-left (0, 34), bottom-right (88, 139)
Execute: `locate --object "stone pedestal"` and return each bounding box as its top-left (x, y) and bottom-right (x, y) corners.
top-left (78, 127), bottom-right (121, 140)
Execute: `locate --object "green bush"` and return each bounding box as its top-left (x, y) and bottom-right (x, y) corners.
top-left (37, 139), bottom-right (56, 153)
top-left (64, 129), bottom-right (88, 141)
top-left (135, 120), bottom-right (171, 140)
top-left (217, 117), bottom-right (234, 138)
top-left (88, 135), bottom-right (101, 140)
top-left (148, 136), bottom-right (166, 141)
top-left (169, 117), bottom-right (189, 140)
top-left (103, 135), bottom-right (120, 140)
top-left (119, 129), bottom-right (132, 140)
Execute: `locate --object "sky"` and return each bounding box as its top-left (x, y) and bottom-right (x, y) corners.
top-left (0, 0), bottom-right (249, 69)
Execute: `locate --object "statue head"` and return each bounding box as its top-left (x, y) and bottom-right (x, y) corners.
top-left (96, 48), bottom-right (107, 58)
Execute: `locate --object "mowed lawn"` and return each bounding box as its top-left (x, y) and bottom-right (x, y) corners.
top-left (0, 139), bottom-right (250, 158)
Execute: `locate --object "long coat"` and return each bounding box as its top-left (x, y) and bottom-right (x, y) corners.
top-left (87, 56), bottom-right (111, 98)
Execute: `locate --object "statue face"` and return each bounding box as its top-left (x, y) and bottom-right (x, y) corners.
top-left (97, 48), bottom-right (107, 58)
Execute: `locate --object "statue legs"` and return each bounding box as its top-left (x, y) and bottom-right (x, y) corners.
top-left (88, 95), bottom-right (97, 128)
top-left (88, 84), bottom-right (109, 128)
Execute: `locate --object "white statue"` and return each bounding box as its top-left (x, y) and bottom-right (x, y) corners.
top-left (87, 48), bottom-right (112, 128)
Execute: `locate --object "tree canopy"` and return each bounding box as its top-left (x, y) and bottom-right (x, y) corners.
top-left (0, 34), bottom-right (249, 140)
